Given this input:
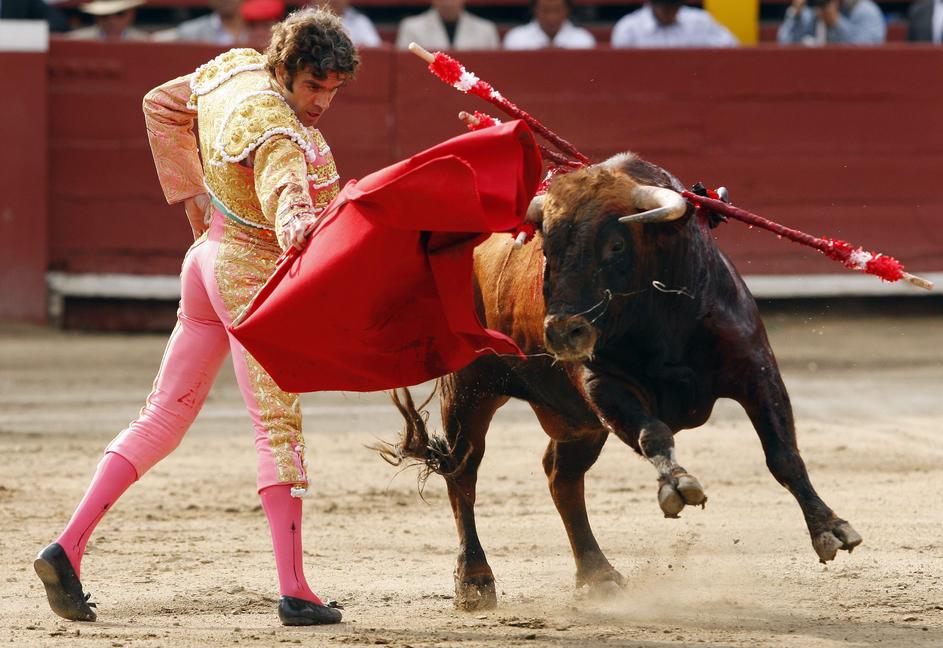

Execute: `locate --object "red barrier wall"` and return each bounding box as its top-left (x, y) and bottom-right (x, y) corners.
top-left (47, 41), bottom-right (395, 275)
top-left (394, 47), bottom-right (943, 276)
top-left (40, 43), bottom-right (943, 284)
top-left (49, 42), bottom-right (219, 275)
top-left (0, 52), bottom-right (48, 322)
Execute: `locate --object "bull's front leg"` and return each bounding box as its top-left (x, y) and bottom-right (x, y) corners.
top-left (531, 403), bottom-right (624, 594)
top-left (581, 368), bottom-right (707, 518)
top-left (732, 355), bottom-right (862, 563)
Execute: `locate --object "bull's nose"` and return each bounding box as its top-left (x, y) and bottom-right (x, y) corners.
top-left (544, 314), bottom-right (595, 356)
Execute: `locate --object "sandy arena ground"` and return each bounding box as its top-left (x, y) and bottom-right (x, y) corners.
top-left (1, 307), bottom-right (942, 648)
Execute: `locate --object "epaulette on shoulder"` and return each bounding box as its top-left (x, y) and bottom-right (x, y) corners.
top-left (213, 91), bottom-right (315, 164)
top-left (188, 48), bottom-right (265, 108)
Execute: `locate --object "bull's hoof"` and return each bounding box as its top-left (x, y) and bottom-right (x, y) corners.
top-left (658, 482), bottom-right (684, 518)
top-left (576, 565), bottom-right (626, 599)
top-left (813, 520), bottom-right (862, 563)
top-left (454, 574), bottom-right (497, 611)
top-left (658, 473), bottom-right (707, 518)
top-left (587, 579), bottom-right (623, 600)
top-left (677, 474), bottom-right (707, 506)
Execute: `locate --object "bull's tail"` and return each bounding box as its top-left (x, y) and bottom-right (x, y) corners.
top-left (373, 382), bottom-right (468, 489)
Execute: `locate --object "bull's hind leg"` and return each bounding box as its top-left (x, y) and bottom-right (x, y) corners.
top-left (734, 358), bottom-right (862, 563)
top-left (582, 371), bottom-right (707, 518)
top-left (440, 372), bottom-right (508, 611)
top-left (533, 406), bottom-right (625, 594)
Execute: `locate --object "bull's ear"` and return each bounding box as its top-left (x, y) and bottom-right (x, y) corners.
top-left (526, 194), bottom-right (545, 229)
top-left (618, 185), bottom-right (687, 225)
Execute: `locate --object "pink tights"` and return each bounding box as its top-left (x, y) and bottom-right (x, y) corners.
top-left (55, 452), bottom-right (137, 580)
top-left (56, 468), bottom-right (322, 602)
top-left (106, 214), bottom-right (304, 491)
top-left (54, 212), bottom-right (320, 602)
top-left (259, 484), bottom-right (322, 603)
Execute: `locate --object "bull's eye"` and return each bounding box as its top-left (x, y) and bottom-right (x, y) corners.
top-left (609, 239), bottom-right (625, 254)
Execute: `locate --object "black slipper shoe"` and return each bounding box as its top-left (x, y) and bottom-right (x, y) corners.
top-left (33, 543), bottom-right (97, 622)
top-left (277, 596), bottom-right (342, 626)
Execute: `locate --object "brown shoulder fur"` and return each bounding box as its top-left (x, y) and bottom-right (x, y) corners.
top-left (544, 167), bottom-right (640, 227)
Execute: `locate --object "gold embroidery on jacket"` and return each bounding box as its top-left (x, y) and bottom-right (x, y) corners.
top-left (314, 182), bottom-right (340, 212)
top-left (197, 71), bottom-right (340, 231)
top-left (189, 48), bottom-right (266, 106)
top-left (213, 218), bottom-right (305, 485)
top-left (200, 77), bottom-right (312, 230)
top-left (309, 157), bottom-right (339, 189)
top-left (216, 92), bottom-right (309, 163)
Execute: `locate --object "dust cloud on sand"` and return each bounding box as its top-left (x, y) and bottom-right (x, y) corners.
top-left (1, 307), bottom-right (941, 647)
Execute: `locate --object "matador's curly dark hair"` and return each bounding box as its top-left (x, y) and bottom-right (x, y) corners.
top-left (265, 7), bottom-right (360, 90)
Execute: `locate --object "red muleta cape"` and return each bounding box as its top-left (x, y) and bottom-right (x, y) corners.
top-left (230, 120), bottom-right (543, 393)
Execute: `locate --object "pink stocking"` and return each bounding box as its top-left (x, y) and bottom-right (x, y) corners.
top-left (55, 452), bottom-right (138, 579)
top-left (259, 484), bottom-right (322, 604)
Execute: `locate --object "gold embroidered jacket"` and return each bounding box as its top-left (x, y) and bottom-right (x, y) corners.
top-left (142, 48), bottom-right (340, 250)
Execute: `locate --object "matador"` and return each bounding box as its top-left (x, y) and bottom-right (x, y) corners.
top-left (35, 8), bottom-right (355, 627)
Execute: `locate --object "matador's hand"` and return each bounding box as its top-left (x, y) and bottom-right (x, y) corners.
top-left (183, 193), bottom-right (212, 240)
top-left (283, 214), bottom-right (317, 251)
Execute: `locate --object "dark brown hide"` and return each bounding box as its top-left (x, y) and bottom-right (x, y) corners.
top-left (388, 153), bottom-right (861, 610)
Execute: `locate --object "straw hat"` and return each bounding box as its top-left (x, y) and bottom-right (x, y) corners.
top-left (79, 0), bottom-right (145, 15)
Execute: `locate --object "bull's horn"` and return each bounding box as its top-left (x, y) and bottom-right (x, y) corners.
top-left (512, 195), bottom-right (545, 247)
top-left (618, 185), bottom-right (687, 225)
top-left (526, 194), bottom-right (545, 223)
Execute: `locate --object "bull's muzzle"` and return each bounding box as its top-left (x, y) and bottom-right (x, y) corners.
top-left (543, 314), bottom-right (598, 360)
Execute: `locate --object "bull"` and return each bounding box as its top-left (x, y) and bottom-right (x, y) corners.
top-left (382, 152), bottom-right (862, 610)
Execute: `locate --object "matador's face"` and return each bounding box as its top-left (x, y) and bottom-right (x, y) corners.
top-left (276, 66), bottom-right (347, 128)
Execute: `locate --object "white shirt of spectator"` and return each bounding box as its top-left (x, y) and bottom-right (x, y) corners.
top-left (503, 19), bottom-right (596, 49)
top-left (201, 13), bottom-right (236, 45)
top-left (611, 5), bottom-right (738, 48)
top-left (934, 0), bottom-right (943, 44)
top-left (395, 8), bottom-right (500, 51)
top-left (152, 12), bottom-right (247, 45)
top-left (813, 13), bottom-right (827, 45)
top-left (342, 6), bottom-right (381, 47)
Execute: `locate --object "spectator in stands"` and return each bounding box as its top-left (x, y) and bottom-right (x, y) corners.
top-left (0, 0), bottom-right (69, 32)
top-left (611, 0), bottom-right (737, 48)
top-left (907, 0), bottom-right (942, 43)
top-left (69, 0), bottom-right (148, 40)
top-left (315, 0), bottom-right (381, 47)
top-left (778, 0), bottom-right (886, 45)
top-left (243, 0), bottom-right (284, 47)
top-left (503, 0), bottom-right (595, 49)
top-left (395, 0), bottom-right (499, 50)
top-left (153, 0), bottom-right (249, 45)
